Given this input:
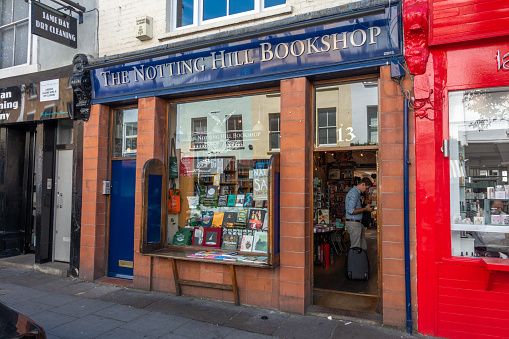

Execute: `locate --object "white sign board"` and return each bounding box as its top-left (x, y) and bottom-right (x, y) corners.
top-left (253, 169), bottom-right (268, 200)
top-left (40, 79), bottom-right (59, 102)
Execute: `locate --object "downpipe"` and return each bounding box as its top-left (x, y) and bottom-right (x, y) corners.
top-left (403, 98), bottom-right (412, 334)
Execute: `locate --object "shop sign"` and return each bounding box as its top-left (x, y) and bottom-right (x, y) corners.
top-left (496, 50), bottom-right (509, 70)
top-left (40, 79), bottom-right (60, 102)
top-left (31, 1), bottom-right (77, 48)
top-left (91, 3), bottom-right (402, 102)
top-left (0, 87), bottom-right (21, 122)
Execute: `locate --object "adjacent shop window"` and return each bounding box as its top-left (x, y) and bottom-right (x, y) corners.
top-left (172, 0), bottom-right (286, 29)
top-left (315, 81), bottom-right (379, 148)
top-left (269, 113), bottom-right (280, 151)
top-left (113, 108), bottom-right (138, 158)
top-left (168, 92), bottom-right (281, 263)
top-left (0, 0), bottom-right (29, 69)
top-left (57, 119), bottom-right (73, 145)
top-left (449, 87), bottom-right (509, 259)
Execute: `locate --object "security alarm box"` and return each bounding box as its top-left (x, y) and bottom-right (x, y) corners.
top-left (135, 16), bottom-right (153, 41)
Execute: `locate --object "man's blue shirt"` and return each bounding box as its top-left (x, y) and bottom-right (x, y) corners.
top-left (345, 186), bottom-right (362, 220)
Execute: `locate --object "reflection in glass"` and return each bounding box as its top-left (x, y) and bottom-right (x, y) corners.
top-left (203, 0), bottom-right (227, 20)
top-left (175, 0), bottom-right (194, 28)
top-left (113, 108), bottom-right (138, 158)
top-left (264, 0), bottom-right (285, 8)
top-left (449, 87), bottom-right (509, 259)
top-left (315, 81), bottom-right (379, 147)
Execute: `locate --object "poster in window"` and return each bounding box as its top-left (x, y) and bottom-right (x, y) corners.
top-left (253, 169), bottom-right (268, 201)
top-left (203, 227), bottom-right (222, 248)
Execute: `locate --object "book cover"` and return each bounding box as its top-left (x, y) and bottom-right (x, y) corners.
top-left (240, 235), bottom-right (254, 252)
top-left (261, 212), bottom-right (268, 231)
top-left (317, 209), bottom-right (329, 224)
top-left (244, 193), bottom-right (254, 207)
top-left (254, 200), bottom-right (264, 208)
top-left (217, 195), bottom-right (227, 207)
top-left (206, 185), bottom-right (218, 199)
top-left (222, 212), bottom-right (238, 228)
top-left (227, 194), bottom-right (236, 207)
top-left (221, 234), bottom-right (239, 250)
top-left (248, 209), bottom-right (266, 230)
top-left (235, 194), bottom-right (245, 207)
top-left (236, 209), bottom-right (248, 226)
top-left (201, 211), bottom-right (214, 227)
top-left (252, 231), bottom-right (268, 253)
top-left (192, 227), bottom-right (204, 246)
top-left (211, 212), bottom-right (225, 228)
top-left (203, 228), bottom-right (222, 247)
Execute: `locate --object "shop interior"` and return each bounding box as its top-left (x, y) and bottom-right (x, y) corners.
top-left (312, 150), bottom-right (379, 314)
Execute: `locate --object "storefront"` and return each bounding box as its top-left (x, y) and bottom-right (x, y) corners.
top-left (0, 69), bottom-right (82, 274)
top-left (411, 0), bottom-right (509, 337)
top-left (79, 1), bottom-right (416, 327)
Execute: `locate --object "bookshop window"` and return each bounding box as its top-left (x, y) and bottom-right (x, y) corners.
top-left (113, 107), bottom-right (138, 158)
top-left (169, 92), bottom-right (280, 260)
top-left (269, 113), bottom-right (280, 151)
top-left (315, 81), bottom-right (379, 147)
top-left (449, 87), bottom-right (509, 259)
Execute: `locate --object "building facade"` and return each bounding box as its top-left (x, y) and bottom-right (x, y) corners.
top-left (78, 0), bottom-right (418, 330)
top-left (0, 0), bottom-right (98, 275)
top-left (406, 0), bottom-right (509, 338)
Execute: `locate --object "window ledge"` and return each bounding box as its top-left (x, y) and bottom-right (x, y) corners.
top-left (160, 6), bottom-right (293, 42)
top-left (481, 257), bottom-right (509, 290)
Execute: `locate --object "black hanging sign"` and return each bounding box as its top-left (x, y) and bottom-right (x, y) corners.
top-left (31, 1), bottom-right (77, 48)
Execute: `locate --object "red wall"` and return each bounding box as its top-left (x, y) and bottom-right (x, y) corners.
top-left (415, 13), bottom-right (509, 336)
top-left (429, 0), bottom-right (509, 45)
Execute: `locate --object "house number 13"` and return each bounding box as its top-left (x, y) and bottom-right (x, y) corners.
top-left (337, 127), bottom-right (356, 142)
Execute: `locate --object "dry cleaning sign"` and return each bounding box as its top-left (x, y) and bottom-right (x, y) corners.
top-left (31, 1), bottom-right (77, 48)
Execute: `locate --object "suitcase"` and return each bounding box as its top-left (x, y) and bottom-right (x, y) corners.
top-left (345, 247), bottom-right (369, 280)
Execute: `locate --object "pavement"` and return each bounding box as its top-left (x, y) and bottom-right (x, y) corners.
top-left (0, 256), bottom-right (429, 339)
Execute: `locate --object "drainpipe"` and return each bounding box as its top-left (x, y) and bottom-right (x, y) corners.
top-left (403, 97), bottom-right (412, 334)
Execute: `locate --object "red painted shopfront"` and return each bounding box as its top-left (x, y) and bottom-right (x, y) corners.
top-left (407, 0), bottom-right (509, 337)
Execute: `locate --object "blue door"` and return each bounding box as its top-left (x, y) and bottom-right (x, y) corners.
top-left (108, 160), bottom-right (136, 279)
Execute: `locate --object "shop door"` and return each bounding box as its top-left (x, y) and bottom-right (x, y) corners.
top-left (108, 159), bottom-right (136, 279)
top-left (53, 149), bottom-right (73, 262)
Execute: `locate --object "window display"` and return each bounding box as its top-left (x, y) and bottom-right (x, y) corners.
top-left (449, 87), bottom-right (509, 258)
top-left (166, 93), bottom-right (280, 264)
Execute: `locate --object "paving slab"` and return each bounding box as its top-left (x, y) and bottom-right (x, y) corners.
top-left (170, 319), bottom-right (236, 338)
top-left (331, 321), bottom-right (416, 339)
top-left (223, 329), bottom-right (277, 338)
top-left (0, 286), bottom-right (51, 304)
top-left (272, 314), bottom-right (339, 339)
top-left (74, 284), bottom-right (122, 299)
top-left (50, 297), bottom-right (115, 318)
top-left (29, 310), bottom-right (78, 331)
top-left (95, 327), bottom-right (160, 339)
top-left (7, 299), bottom-right (55, 317)
top-left (37, 278), bottom-right (84, 293)
top-left (93, 303), bottom-right (149, 322)
top-left (0, 271), bottom-right (59, 288)
top-left (119, 312), bottom-right (191, 337)
top-left (144, 296), bottom-right (241, 325)
top-left (49, 314), bottom-right (124, 339)
top-left (33, 292), bottom-right (81, 307)
top-left (98, 288), bottom-right (163, 309)
top-left (223, 307), bottom-right (290, 335)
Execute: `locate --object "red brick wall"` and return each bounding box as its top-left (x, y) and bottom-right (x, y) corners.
top-left (278, 78), bottom-right (313, 313)
top-left (133, 97), bottom-right (167, 290)
top-left (80, 104), bottom-right (109, 281)
top-left (379, 66), bottom-right (417, 327)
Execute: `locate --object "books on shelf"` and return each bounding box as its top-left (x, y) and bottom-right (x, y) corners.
top-left (244, 193), bottom-right (254, 207)
top-left (201, 211), bottom-right (214, 227)
top-left (206, 185), bottom-right (218, 199)
top-left (235, 194), bottom-right (245, 207)
top-left (248, 209), bottom-right (266, 230)
top-left (236, 209), bottom-right (248, 226)
top-left (211, 213), bottom-right (225, 228)
top-left (252, 231), bottom-right (268, 253)
top-left (227, 195), bottom-right (236, 207)
top-left (222, 212), bottom-right (238, 228)
top-left (217, 195), bottom-right (227, 207)
top-left (240, 234), bottom-right (254, 252)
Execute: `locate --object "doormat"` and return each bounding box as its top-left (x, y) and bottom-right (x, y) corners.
top-left (314, 290), bottom-right (379, 314)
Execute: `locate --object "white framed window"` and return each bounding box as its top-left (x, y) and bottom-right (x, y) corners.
top-left (269, 113), bottom-right (280, 151)
top-left (317, 108), bottom-right (337, 146)
top-left (171, 0), bottom-right (286, 30)
top-left (0, 0), bottom-right (30, 69)
top-left (226, 114), bottom-right (243, 149)
top-left (191, 117), bottom-right (207, 150)
top-left (113, 108), bottom-right (138, 158)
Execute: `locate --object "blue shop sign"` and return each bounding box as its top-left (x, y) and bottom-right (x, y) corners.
top-left (92, 4), bottom-right (401, 103)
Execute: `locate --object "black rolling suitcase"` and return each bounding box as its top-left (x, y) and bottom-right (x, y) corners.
top-left (345, 247), bottom-right (369, 280)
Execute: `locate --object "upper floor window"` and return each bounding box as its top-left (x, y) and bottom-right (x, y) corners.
top-left (226, 114), bottom-right (243, 149)
top-left (317, 108), bottom-right (337, 146)
top-left (0, 0), bottom-right (29, 69)
top-left (173, 0), bottom-right (286, 30)
top-left (191, 117), bottom-right (207, 150)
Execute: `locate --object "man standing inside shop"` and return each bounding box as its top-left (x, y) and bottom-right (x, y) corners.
top-left (345, 177), bottom-right (374, 250)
